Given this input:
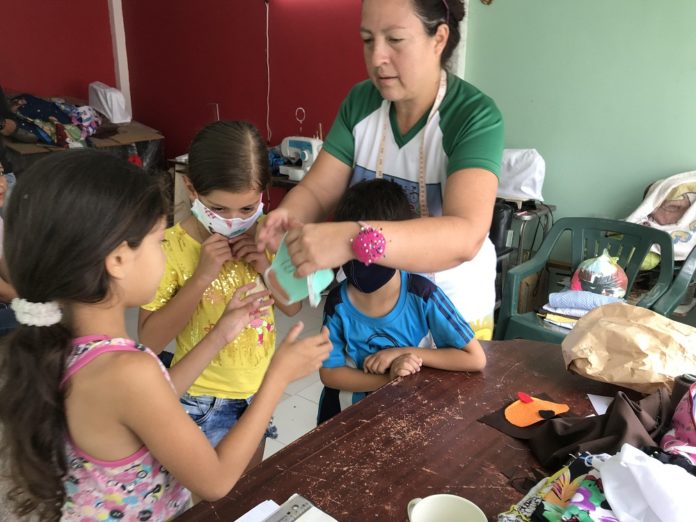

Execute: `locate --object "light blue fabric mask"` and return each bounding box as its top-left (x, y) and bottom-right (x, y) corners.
top-left (264, 235), bottom-right (334, 307)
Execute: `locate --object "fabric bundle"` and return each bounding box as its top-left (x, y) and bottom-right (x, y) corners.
top-left (537, 290), bottom-right (623, 330)
top-left (12, 93), bottom-right (102, 147)
top-left (499, 444), bottom-right (696, 522)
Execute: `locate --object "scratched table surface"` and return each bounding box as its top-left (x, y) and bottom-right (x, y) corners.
top-left (176, 340), bottom-right (620, 521)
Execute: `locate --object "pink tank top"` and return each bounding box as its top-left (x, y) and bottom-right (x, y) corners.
top-left (61, 336), bottom-right (191, 521)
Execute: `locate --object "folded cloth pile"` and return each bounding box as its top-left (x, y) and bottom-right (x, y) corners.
top-left (537, 290), bottom-right (623, 330)
top-left (12, 93), bottom-right (102, 147)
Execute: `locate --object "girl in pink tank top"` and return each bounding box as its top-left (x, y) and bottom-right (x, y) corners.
top-left (62, 337), bottom-right (191, 520)
top-left (0, 150), bottom-right (331, 521)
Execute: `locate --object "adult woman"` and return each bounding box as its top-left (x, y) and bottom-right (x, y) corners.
top-left (259, 0), bottom-right (503, 339)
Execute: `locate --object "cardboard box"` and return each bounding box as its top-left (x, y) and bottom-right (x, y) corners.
top-left (5, 120), bottom-right (163, 155)
top-left (4, 120), bottom-right (164, 175)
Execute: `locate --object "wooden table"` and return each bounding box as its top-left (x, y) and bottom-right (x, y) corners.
top-left (177, 340), bottom-right (620, 521)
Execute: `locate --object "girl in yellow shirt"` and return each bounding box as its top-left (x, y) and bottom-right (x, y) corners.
top-left (139, 121), bottom-right (301, 467)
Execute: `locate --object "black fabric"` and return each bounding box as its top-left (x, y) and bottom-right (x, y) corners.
top-left (643, 446), bottom-right (696, 477)
top-left (478, 393), bottom-right (559, 440)
top-left (479, 389), bottom-right (670, 470)
top-left (158, 351), bottom-right (174, 368)
top-left (0, 306), bottom-right (17, 337)
top-left (528, 390), bottom-right (669, 469)
top-left (342, 261), bottom-right (396, 293)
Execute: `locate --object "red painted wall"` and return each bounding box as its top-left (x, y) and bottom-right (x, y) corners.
top-left (122, 1), bottom-right (268, 157)
top-left (267, 0), bottom-right (365, 143)
top-left (0, 0), bottom-right (115, 99)
top-left (122, 0), bottom-right (365, 157)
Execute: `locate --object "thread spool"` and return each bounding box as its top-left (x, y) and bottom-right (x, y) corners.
top-left (670, 373), bottom-right (696, 416)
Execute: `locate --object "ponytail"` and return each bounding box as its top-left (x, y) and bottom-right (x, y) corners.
top-left (0, 323), bottom-right (72, 521)
top-left (0, 149), bottom-right (168, 520)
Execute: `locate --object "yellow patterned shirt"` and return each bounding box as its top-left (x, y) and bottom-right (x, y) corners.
top-left (142, 223), bottom-right (275, 399)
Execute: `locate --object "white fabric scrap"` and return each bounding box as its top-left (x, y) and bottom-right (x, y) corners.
top-left (594, 443), bottom-right (696, 522)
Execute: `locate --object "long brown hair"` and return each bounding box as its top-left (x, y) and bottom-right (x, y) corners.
top-left (187, 120), bottom-right (270, 194)
top-left (0, 150), bottom-right (167, 520)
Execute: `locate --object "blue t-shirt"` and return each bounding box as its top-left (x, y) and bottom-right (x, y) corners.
top-left (322, 271), bottom-right (475, 403)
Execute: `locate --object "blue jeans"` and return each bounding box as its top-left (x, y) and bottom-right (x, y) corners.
top-left (0, 304), bottom-right (17, 337)
top-left (180, 393), bottom-right (278, 447)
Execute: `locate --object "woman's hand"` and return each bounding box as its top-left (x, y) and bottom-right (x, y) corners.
top-left (194, 233), bottom-right (234, 286)
top-left (229, 234), bottom-right (270, 274)
top-left (211, 283), bottom-right (273, 345)
top-left (256, 208), bottom-right (291, 253)
top-left (389, 353), bottom-right (423, 379)
top-left (285, 222), bottom-right (356, 277)
top-left (268, 323), bottom-right (332, 385)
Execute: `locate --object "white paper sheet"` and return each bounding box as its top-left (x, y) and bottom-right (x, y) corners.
top-left (234, 500), bottom-right (280, 522)
top-left (587, 393), bottom-right (614, 415)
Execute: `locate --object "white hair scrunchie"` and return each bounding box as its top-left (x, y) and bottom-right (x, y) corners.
top-left (11, 298), bottom-right (62, 327)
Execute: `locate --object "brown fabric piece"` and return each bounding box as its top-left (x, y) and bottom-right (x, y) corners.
top-left (479, 389), bottom-right (670, 470)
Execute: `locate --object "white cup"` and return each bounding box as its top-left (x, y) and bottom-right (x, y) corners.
top-left (407, 494), bottom-right (486, 522)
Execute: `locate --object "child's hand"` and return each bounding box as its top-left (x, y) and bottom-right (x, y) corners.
top-left (268, 323), bottom-right (332, 385)
top-left (195, 233), bottom-right (234, 285)
top-left (228, 234), bottom-right (270, 274)
top-left (212, 283), bottom-right (273, 345)
top-left (256, 208), bottom-right (291, 253)
top-left (388, 353), bottom-right (422, 380)
top-left (363, 348), bottom-right (406, 375)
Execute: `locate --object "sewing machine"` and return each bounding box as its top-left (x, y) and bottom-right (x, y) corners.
top-left (279, 136), bottom-right (323, 181)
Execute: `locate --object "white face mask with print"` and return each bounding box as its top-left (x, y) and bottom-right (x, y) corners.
top-left (191, 198), bottom-right (264, 238)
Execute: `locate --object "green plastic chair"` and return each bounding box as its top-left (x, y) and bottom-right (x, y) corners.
top-left (494, 217), bottom-right (675, 343)
top-left (652, 245), bottom-right (696, 317)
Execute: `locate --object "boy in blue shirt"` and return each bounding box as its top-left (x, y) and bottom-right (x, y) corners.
top-left (318, 179), bottom-right (486, 423)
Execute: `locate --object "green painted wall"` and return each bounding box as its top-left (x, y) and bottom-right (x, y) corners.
top-left (464, 0), bottom-right (696, 219)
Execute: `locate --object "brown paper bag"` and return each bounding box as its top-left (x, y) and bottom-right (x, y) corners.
top-left (561, 302), bottom-right (696, 393)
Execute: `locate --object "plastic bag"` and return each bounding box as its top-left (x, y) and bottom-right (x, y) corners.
top-left (570, 249), bottom-right (628, 298)
top-left (88, 81), bottom-right (131, 124)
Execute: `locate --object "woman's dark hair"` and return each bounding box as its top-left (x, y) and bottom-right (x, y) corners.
top-left (0, 149), bottom-right (168, 521)
top-left (334, 179), bottom-right (416, 222)
top-left (411, 0), bottom-right (466, 67)
top-left (187, 120), bottom-right (270, 195)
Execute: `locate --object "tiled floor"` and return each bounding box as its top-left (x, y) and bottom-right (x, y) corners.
top-left (260, 302), bottom-right (327, 460)
top-left (125, 300), bottom-right (328, 461)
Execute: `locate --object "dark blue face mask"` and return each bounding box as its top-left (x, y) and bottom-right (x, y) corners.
top-left (342, 261), bottom-right (396, 293)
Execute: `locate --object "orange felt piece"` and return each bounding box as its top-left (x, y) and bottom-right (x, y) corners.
top-left (504, 397), bottom-right (570, 427)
